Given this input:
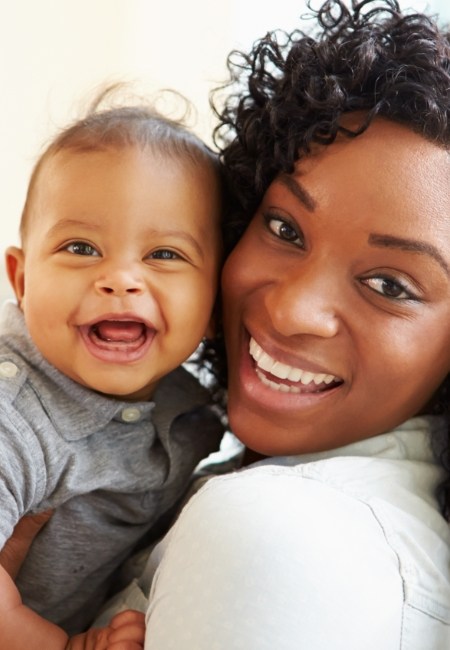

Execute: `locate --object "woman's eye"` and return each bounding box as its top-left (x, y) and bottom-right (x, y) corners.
top-left (266, 216), bottom-right (303, 246)
top-left (148, 249), bottom-right (180, 260)
top-left (362, 276), bottom-right (416, 300)
top-left (65, 242), bottom-right (99, 256)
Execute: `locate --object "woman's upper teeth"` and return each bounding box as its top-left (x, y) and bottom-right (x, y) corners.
top-left (249, 337), bottom-right (337, 386)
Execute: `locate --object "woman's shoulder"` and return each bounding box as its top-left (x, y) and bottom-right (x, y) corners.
top-left (180, 463), bottom-right (403, 587)
top-left (196, 446), bottom-right (450, 565)
top-left (144, 459), bottom-right (449, 648)
top-left (214, 421), bottom-right (447, 537)
top-left (153, 456), bottom-right (446, 645)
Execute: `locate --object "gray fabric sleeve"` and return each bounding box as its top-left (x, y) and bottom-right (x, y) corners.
top-left (0, 404), bottom-right (44, 546)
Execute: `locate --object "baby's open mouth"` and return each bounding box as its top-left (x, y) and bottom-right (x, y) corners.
top-left (78, 317), bottom-right (156, 363)
top-left (91, 320), bottom-right (147, 345)
top-left (80, 318), bottom-right (155, 357)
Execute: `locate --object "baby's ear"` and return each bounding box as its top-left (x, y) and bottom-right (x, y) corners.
top-left (5, 247), bottom-right (25, 306)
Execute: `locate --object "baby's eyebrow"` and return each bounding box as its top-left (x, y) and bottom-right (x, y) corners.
top-left (277, 174), bottom-right (317, 212)
top-left (369, 233), bottom-right (449, 275)
top-left (46, 219), bottom-right (101, 235)
top-left (144, 228), bottom-right (205, 259)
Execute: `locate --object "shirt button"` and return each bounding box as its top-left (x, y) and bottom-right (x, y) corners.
top-left (121, 407), bottom-right (141, 423)
top-left (0, 361), bottom-right (19, 378)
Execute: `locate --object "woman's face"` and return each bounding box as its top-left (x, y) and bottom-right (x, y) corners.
top-left (222, 119), bottom-right (450, 455)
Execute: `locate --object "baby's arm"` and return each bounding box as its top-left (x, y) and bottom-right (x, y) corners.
top-left (0, 563), bottom-right (69, 649)
top-left (0, 510), bottom-right (53, 578)
top-left (0, 563), bottom-right (145, 650)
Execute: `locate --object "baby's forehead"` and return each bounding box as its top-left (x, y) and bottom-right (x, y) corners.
top-left (25, 142), bottom-right (221, 218)
top-left (22, 143), bottom-right (223, 248)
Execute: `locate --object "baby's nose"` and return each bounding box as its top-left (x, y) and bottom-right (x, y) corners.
top-left (94, 269), bottom-right (145, 296)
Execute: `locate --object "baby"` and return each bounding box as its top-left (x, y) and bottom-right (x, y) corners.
top-left (0, 96), bottom-right (225, 649)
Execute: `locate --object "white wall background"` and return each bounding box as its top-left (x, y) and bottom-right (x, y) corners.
top-left (1, 0), bottom-right (448, 301)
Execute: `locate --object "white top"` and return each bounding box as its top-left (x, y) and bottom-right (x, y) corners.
top-left (141, 415), bottom-right (449, 649)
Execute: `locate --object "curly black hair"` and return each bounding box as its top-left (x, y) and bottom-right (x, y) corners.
top-left (211, 0), bottom-right (450, 519)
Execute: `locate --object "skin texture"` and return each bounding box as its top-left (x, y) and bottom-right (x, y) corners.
top-left (6, 146), bottom-right (222, 401)
top-left (222, 119), bottom-right (450, 456)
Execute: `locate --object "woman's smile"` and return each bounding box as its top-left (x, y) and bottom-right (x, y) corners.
top-left (249, 337), bottom-right (341, 392)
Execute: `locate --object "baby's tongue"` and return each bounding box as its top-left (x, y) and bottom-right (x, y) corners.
top-left (94, 320), bottom-right (144, 342)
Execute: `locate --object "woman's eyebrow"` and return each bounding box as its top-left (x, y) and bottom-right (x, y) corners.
top-left (274, 177), bottom-right (449, 274)
top-left (277, 174), bottom-right (317, 212)
top-left (369, 233), bottom-right (449, 275)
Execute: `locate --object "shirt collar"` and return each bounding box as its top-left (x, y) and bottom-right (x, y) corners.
top-left (264, 415), bottom-right (446, 468)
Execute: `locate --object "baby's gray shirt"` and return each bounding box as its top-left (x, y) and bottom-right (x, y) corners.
top-left (0, 301), bottom-right (223, 633)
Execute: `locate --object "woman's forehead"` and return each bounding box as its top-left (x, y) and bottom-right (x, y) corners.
top-left (291, 119), bottom-right (450, 222)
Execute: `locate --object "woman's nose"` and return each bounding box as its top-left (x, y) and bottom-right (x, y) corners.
top-left (94, 267), bottom-right (145, 296)
top-left (264, 265), bottom-right (341, 339)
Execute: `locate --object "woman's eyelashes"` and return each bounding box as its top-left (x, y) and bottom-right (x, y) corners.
top-left (264, 213), bottom-right (305, 247)
top-left (261, 213), bottom-right (422, 303)
top-left (360, 275), bottom-right (420, 302)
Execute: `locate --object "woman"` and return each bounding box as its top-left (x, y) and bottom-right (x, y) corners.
top-left (141, 1), bottom-right (450, 647)
top-left (4, 1), bottom-right (450, 648)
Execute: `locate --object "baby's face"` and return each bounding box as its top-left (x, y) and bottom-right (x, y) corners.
top-left (7, 146), bottom-right (222, 400)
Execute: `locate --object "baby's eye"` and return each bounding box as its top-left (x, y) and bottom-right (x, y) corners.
top-left (265, 215), bottom-right (304, 246)
top-left (362, 276), bottom-right (416, 300)
top-left (65, 242), bottom-right (100, 256)
top-left (147, 249), bottom-right (181, 260)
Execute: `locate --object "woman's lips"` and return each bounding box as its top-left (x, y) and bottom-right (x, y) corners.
top-left (249, 337), bottom-right (343, 394)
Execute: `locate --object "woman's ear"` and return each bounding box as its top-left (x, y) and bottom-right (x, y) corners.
top-left (5, 247), bottom-right (25, 306)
